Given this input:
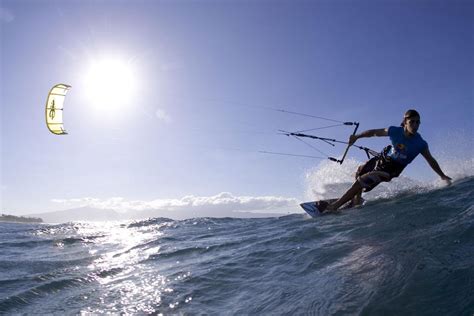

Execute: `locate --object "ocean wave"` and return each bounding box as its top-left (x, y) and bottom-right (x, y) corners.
top-left (1, 177), bottom-right (473, 314)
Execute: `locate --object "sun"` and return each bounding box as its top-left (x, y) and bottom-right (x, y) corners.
top-left (84, 57), bottom-right (138, 112)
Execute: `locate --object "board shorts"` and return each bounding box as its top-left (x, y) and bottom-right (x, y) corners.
top-left (356, 146), bottom-right (405, 192)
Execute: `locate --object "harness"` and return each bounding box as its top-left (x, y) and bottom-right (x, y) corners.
top-left (374, 145), bottom-right (405, 178)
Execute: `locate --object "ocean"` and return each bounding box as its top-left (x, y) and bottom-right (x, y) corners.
top-left (1, 177), bottom-right (473, 315)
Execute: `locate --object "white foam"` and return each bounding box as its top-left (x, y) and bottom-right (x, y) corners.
top-left (304, 158), bottom-right (360, 201)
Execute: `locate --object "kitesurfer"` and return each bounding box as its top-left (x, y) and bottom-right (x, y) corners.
top-left (318, 109), bottom-right (452, 212)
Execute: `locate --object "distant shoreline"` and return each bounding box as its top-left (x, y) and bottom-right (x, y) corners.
top-left (0, 214), bottom-right (43, 223)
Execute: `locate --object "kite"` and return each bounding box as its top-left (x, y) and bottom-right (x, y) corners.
top-left (45, 84), bottom-right (71, 135)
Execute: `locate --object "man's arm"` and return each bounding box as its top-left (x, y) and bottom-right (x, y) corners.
top-left (349, 128), bottom-right (388, 145)
top-left (421, 147), bottom-right (452, 184)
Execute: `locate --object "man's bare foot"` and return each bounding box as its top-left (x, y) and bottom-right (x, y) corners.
top-left (316, 201), bottom-right (338, 213)
top-left (315, 200), bottom-right (329, 213)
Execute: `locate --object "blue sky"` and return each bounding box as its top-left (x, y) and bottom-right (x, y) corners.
top-left (1, 0), bottom-right (473, 215)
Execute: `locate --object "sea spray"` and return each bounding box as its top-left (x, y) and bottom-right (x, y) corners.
top-left (303, 157), bottom-right (458, 202)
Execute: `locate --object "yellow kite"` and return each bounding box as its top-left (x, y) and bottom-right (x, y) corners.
top-left (45, 84), bottom-right (71, 135)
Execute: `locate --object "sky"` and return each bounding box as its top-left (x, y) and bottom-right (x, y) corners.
top-left (1, 0), bottom-right (473, 216)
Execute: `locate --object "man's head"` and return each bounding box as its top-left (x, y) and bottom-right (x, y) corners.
top-left (401, 109), bottom-right (421, 135)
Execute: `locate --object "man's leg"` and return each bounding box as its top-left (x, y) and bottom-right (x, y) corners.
top-left (326, 181), bottom-right (364, 211)
top-left (324, 170), bottom-right (390, 212)
top-left (347, 159), bottom-right (374, 208)
top-left (350, 190), bottom-right (364, 207)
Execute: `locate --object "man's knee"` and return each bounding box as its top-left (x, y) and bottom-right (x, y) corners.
top-left (356, 157), bottom-right (378, 179)
top-left (355, 165), bottom-right (364, 179)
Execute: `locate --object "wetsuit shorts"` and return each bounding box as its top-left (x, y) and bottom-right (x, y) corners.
top-left (356, 154), bottom-right (405, 192)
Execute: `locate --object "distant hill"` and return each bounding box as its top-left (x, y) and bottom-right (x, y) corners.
top-left (27, 207), bottom-right (125, 223)
top-left (1, 214), bottom-right (43, 223)
top-left (26, 206), bottom-right (287, 223)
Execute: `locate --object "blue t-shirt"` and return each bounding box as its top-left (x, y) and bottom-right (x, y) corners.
top-left (387, 126), bottom-right (428, 166)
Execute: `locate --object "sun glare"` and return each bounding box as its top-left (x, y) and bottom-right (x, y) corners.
top-left (84, 58), bottom-right (138, 112)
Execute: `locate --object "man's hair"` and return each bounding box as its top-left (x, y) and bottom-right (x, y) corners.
top-left (400, 109), bottom-right (420, 127)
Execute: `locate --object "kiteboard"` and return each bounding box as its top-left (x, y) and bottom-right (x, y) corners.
top-left (300, 199), bottom-right (337, 218)
top-left (300, 198), bottom-right (362, 218)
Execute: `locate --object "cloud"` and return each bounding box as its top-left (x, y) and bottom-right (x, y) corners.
top-left (0, 7), bottom-right (14, 23)
top-left (51, 192), bottom-right (299, 214)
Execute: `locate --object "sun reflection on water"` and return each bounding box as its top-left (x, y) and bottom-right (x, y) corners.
top-left (36, 220), bottom-right (193, 315)
top-left (38, 220), bottom-right (191, 314)
top-left (83, 222), bottom-right (171, 313)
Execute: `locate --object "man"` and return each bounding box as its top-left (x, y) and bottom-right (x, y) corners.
top-left (318, 109), bottom-right (452, 213)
